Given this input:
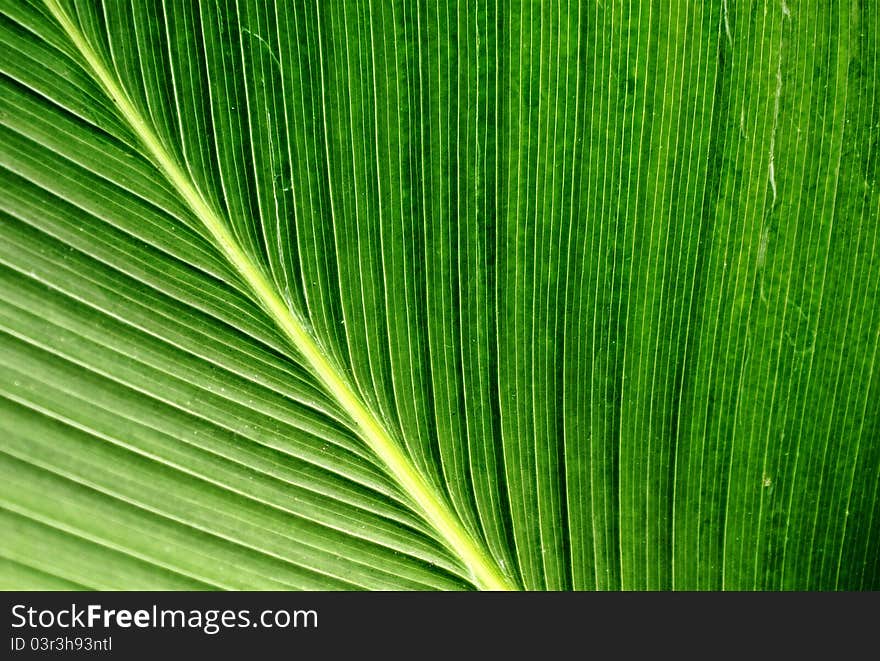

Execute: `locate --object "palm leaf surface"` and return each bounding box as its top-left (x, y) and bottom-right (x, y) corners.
top-left (0, 0), bottom-right (878, 590)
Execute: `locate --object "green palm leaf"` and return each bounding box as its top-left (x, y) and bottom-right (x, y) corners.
top-left (1, 0), bottom-right (877, 591)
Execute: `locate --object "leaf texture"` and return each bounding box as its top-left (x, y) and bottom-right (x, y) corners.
top-left (0, 0), bottom-right (878, 590)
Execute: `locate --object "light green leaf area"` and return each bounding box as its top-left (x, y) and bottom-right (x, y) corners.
top-left (0, 0), bottom-right (877, 591)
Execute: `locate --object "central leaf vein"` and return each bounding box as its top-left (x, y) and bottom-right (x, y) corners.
top-left (43, 0), bottom-right (516, 592)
